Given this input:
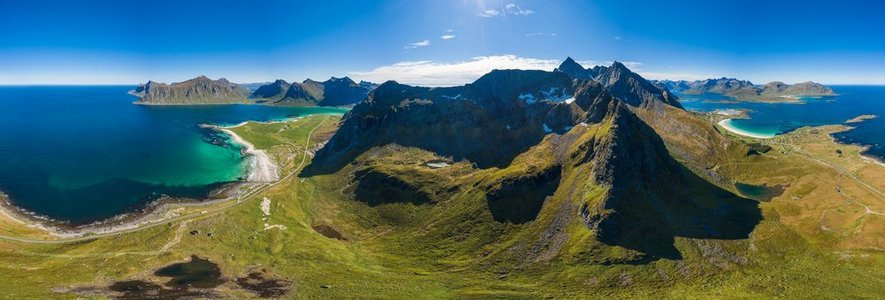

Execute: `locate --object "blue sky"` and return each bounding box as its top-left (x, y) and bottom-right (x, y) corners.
top-left (1, 0), bottom-right (883, 85)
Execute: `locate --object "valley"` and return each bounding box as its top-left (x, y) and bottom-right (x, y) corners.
top-left (0, 62), bottom-right (881, 298)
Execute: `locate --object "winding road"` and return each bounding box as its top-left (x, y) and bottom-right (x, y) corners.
top-left (0, 116), bottom-right (330, 245)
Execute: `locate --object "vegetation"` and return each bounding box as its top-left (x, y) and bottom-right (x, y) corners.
top-left (0, 114), bottom-right (881, 298)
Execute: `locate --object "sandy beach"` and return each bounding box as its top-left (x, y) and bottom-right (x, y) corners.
top-left (0, 120), bottom-right (287, 239)
top-left (717, 119), bottom-right (776, 139)
top-left (213, 125), bottom-right (280, 182)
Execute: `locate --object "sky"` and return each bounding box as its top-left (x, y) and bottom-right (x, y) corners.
top-left (1, 0), bottom-right (883, 85)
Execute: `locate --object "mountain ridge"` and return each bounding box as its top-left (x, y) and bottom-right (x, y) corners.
top-left (654, 77), bottom-right (835, 100)
top-left (131, 76), bottom-right (251, 105)
top-left (250, 76), bottom-right (379, 106)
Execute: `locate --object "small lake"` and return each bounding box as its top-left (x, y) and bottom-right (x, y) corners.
top-left (734, 182), bottom-right (785, 202)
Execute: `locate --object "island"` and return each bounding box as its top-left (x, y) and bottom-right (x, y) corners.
top-left (845, 114), bottom-right (878, 123)
top-left (132, 76), bottom-right (378, 106)
top-left (654, 77), bottom-right (835, 103)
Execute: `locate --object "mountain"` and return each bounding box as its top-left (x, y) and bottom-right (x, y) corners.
top-left (593, 61), bottom-right (684, 109)
top-left (653, 77), bottom-right (835, 100)
top-left (758, 81), bottom-right (834, 96)
top-left (250, 77), bottom-right (379, 106)
top-left (238, 81), bottom-right (273, 91)
top-left (131, 76), bottom-right (250, 105)
top-left (554, 57), bottom-right (593, 79)
top-left (249, 79), bottom-right (291, 101)
top-left (306, 65), bottom-right (759, 264)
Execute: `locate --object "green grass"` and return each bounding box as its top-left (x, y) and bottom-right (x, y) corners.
top-left (0, 114), bottom-right (881, 298)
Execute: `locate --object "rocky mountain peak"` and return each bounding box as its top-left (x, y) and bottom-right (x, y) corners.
top-left (594, 61), bottom-right (683, 109)
top-left (555, 57), bottom-right (593, 79)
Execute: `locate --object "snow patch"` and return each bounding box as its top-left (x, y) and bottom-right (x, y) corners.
top-left (442, 93), bottom-right (462, 100)
top-left (519, 93), bottom-right (536, 104)
top-left (543, 123), bottom-right (553, 133)
top-left (564, 97), bottom-right (575, 104)
top-left (540, 86), bottom-right (573, 102)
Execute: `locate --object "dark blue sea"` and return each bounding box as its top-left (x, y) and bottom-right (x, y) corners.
top-left (678, 85), bottom-right (885, 160)
top-left (0, 86), bottom-right (346, 224)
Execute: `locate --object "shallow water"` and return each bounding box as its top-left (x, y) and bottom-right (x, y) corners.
top-left (679, 86), bottom-right (885, 160)
top-left (0, 86), bottom-right (347, 224)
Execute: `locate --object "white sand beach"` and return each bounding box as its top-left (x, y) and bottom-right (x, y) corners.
top-left (217, 127), bottom-right (280, 182)
top-left (717, 119), bottom-right (776, 139)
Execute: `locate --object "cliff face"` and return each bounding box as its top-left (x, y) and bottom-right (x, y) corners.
top-left (309, 69), bottom-right (603, 171)
top-left (132, 76), bottom-right (250, 105)
top-left (306, 64), bottom-right (758, 263)
top-left (593, 61), bottom-right (684, 109)
top-left (249, 77), bottom-right (378, 106)
top-left (554, 57), bottom-right (593, 79)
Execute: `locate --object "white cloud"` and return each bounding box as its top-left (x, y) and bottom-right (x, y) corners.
top-left (613, 36), bottom-right (622, 40)
top-left (348, 56), bottom-right (712, 87)
top-left (505, 3), bottom-right (534, 15)
top-left (404, 39), bottom-right (430, 50)
top-left (575, 60), bottom-right (642, 70)
top-left (526, 32), bottom-right (557, 37)
top-left (478, 9), bottom-right (501, 17)
top-left (440, 30), bottom-right (455, 40)
top-left (637, 72), bottom-right (714, 81)
top-left (479, 3), bottom-right (534, 17)
top-left (349, 55), bottom-right (562, 87)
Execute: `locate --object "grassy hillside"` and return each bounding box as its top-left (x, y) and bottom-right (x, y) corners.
top-left (0, 114), bottom-right (881, 298)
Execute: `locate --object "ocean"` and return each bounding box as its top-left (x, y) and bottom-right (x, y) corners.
top-left (0, 86), bottom-right (346, 224)
top-left (678, 85), bottom-right (885, 160)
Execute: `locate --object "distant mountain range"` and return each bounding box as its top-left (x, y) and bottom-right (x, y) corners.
top-left (653, 77), bottom-right (835, 101)
top-left (250, 77), bottom-right (379, 106)
top-left (131, 76), bottom-right (251, 105)
top-left (132, 76), bottom-right (378, 106)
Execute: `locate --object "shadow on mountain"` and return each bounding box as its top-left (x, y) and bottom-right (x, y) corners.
top-left (584, 109), bottom-right (762, 263)
top-left (486, 165), bottom-right (561, 224)
top-left (352, 169), bottom-right (432, 206)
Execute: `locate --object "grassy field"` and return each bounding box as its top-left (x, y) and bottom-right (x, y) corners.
top-left (0, 114), bottom-right (881, 298)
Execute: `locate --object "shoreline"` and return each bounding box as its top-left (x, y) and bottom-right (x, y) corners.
top-left (717, 119), bottom-right (776, 139)
top-left (202, 123), bottom-right (280, 182)
top-left (0, 119), bottom-right (290, 240)
top-left (716, 115), bottom-right (885, 166)
top-left (0, 182), bottom-right (252, 239)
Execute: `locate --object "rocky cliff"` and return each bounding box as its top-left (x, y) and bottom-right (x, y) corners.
top-left (306, 63), bottom-right (758, 263)
top-left (132, 76), bottom-right (250, 105)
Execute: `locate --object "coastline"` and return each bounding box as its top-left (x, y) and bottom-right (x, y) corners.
top-left (0, 119), bottom-right (288, 240)
top-left (717, 119), bottom-right (776, 139)
top-left (202, 123), bottom-right (280, 182)
top-left (0, 182), bottom-right (251, 239)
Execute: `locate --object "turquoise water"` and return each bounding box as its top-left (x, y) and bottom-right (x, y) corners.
top-left (679, 86), bottom-right (885, 160)
top-left (0, 86), bottom-right (347, 224)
